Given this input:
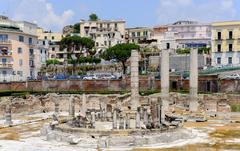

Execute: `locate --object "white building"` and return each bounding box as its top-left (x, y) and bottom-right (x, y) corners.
top-left (154, 21), bottom-right (211, 52)
top-left (80, 19), bottom-right (125, 53)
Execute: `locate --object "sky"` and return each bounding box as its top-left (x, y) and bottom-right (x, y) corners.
top-left (0, 0), bottom-right (239, 32)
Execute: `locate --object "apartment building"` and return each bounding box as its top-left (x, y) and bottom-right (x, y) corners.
top-left (0, 15), bottom-right (39, 81)
top-left (125, 27), bottom-right (153, 43)
top-left (37, 28), bottom-right (63, 62)
top-left (154, 21), bottom-right (211, 51)
top-left (211, 21), bottom-right (240, 67)
top-left (80, 19), bottom-right (125, 53)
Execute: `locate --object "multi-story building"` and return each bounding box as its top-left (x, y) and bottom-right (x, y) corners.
top-left (80, 19), bottom-right (125, 53)
top-left (37, 28), bottom-right (63, 62)
top-left (125, 27), bottom-right (152, 43)
top-left (211, 21), bottom-right (240, 67)
top-left (0, 15), bottom-right (39, 81)
top-left (154, 21), bottom-right (211, 51)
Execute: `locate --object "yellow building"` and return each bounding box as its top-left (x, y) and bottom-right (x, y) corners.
top-left (211, 21), bottom-right (240, 66)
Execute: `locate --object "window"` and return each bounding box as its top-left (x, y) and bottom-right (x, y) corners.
top-left (132, 32), bottom-right (136, 37)
top-left (217, 57), bottom-right (221, 64)
top-left (217, 32), bottom-right (221, 40)
top-left (96, 42), bottom-right (99, 47)
top-left (29, 38), bottom-right (33, 44)
top-left (0, 34), bottom-right (8, 41)
top-left (19, 59), bottom-right (23, 66)
top-left (17, 71), bottom-right (23, 77)
top-left (44, 36), bottom-right (47, 40)
top-left (104, 41), bottom-right (107, 46)
top-left (43, 41), bottom-right (45, 45)
top-left (52, 47), bottom-right (55, 51)
top-left (19, 36), bottom-right (24, 42)
top-left (228, 57), bottom-right (232, 64)
top-left (40, 49), bottom-right (42, 54)
top-left (217, 44), bottom-right (221, 52)
top-left (2, 58), bottom-right (7, 64)
top-left (229, 44), bottom-right (233, 52)
top-left (166, 43), bottom-right (170, 49)
top-left (229, 31), bottom-right (233, 39)
top-left (114, 23), bottom-right (118, 28)
top-left (52, 36), bottom-right (55, 40)
top-left (18, 48), bottom-right (23, 54)
top-left (2, 71), bottom-right (7, 75)
top-left (137, 32), bottom-right (141, 37)
top-left (143, 31), bottom-right (148, 36)
top-left (29, 49), bottom-right (34, 56)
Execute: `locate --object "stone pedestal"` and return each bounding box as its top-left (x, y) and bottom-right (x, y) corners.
top-left (189, 48), bottom-right (199, 112)
top-left (5, 105), bottom-right (12, 125)
top-left (160, 49), bottom-right (170, 113)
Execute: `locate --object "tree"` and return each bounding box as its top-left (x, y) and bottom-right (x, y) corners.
top-left (89, 13), bottom-right (98, 21)
top-left (60, 36), bottom-right (96, 74)
top-left (101, 43), bottom-right (140, 74)
top-left (46, 59), bottom-right (60, 66)
top-left (73, 23), bottom-right (80, 33)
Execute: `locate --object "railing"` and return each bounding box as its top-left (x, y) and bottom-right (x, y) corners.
top-left (0, 63), bottom-right (13, 68)
top-left (0, 40), bottom-right (11, 45)
top-left (0, 52), bottom-right (12, 57)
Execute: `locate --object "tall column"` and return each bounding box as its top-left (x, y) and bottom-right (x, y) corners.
top-left (160, 49), bottom-right (170, 120)
top-left (131, 50), bottom-right (140, 111)
top-left (81, 94), bottom-right (87, 117)
top-left (136, 107), bottom-right (141, 129)
top-left (113, 109), bottom-right (117, 129)
top-left (189, 48), bottom-right (199, 112)
top-left (69, 95), bottom-right (75, 117)
top-left (5, 105), bottom-right (12, 125)
top-left (54, 101), bottom-right (60, 114)
top-left (91, 111), bottom-right (96, 128)
top-left (143, 108), bottom-right (148, 125)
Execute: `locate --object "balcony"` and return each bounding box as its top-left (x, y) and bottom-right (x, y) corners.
top-left (0, 40), bottom-right (11, 45)
top-left (0, 51), bottom-right (12, 57)
top-left (0, 63), bottom-right (13, 69)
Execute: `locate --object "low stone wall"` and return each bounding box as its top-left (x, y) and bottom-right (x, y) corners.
top-left (0, 75), bottom-right (239, 94)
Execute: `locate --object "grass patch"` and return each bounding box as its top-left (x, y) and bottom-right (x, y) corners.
top-left (231, 104), bottom-right (240, 112)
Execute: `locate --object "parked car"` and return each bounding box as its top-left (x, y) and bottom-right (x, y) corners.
top-left (225, 74), bottom-right (240, 79)
top-left (83, 75), bottom-right (98, 80)
top-left (68, 75), bottom-right (82, 80)
top-left (99, 74), bottom-right (117, 80)
top-left (54, 74), bottom-right (67, 80)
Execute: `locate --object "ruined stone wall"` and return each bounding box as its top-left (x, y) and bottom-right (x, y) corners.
top-left (0, 75), bottom-right (239, 94)
top-left (0, 92), bottom-right (239, 118)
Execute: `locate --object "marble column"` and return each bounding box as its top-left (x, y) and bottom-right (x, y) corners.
top-left (136, 107), bottom-right (141, 129)
top-left (54, 101), bottom-right (60, 114)
top-left (91, 111), bottom-right (96, 128)
top-left (5, 105), bottom-right (12, 125)
top-left (160, 49), bottom-right (170, 122)
top-left (81, 94), bottom-right (87, 117)
top-left (189, 48), bottom-right (199, 112)
top-left (113, 109), bottom-right (117, 129)
top-left (69, 95), bottom-right (75, 117)
top-left (131, 50), bottom-right (140, 111)
top-left (143, 108), bottom-right (148, 125)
